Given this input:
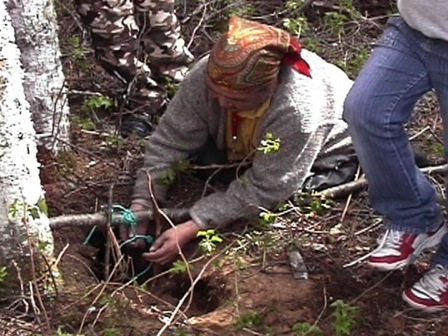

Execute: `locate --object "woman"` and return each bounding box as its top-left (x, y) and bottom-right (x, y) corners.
top-left (122, 17), bottom-right (354, 265)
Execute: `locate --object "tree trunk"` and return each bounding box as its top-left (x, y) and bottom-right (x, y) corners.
top-left (0, 0), bottom-right (55, 292)
top-left (7, 0), bottom-right (70, 152)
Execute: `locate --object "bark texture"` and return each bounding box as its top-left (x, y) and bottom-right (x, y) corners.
top-left (7, 0), bottom-right (70, 152)
top-left (0, 0), bottom-right (53, 269)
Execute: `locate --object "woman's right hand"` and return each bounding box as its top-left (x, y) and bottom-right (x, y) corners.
top-left (119, 203), bottom-right (151, 249)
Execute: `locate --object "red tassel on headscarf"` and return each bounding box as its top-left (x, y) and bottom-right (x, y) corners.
top-left (283, 38), bottom-right (312, 78)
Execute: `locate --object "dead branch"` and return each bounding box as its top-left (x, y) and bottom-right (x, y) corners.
top-left (319, 163), bottom-right (448, 199)
top-left (49, 208), bottom-right (190, 230)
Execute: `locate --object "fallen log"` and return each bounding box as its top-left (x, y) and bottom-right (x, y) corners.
top-left (319, 163), bottom-right (448, 199)
top-left (49, 208), bottom-right (191, 229)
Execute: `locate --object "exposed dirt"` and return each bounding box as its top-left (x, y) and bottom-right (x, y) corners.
top-left (3, 1), bottom-right (448, 335)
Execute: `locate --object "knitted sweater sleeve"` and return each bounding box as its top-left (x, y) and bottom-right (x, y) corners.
top-left (131, 59), bottom-right (211, 207)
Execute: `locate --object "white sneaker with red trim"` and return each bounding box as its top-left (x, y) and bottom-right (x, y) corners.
top-left (366, 223), bottom-right (447, 271)
top-left (402, 264), bottom-right (448, 312)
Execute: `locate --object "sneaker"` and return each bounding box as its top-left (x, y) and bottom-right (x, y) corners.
top-left (402, 264), bottom-right (448, 312)
top-left (366, 222), bottom-right (447, 271)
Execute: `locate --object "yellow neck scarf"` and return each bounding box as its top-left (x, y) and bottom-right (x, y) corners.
top-left (226, 98), bottom-right (272, 161)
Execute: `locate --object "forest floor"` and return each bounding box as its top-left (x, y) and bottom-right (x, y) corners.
top-left (3, 0), bottom-right (448, 335)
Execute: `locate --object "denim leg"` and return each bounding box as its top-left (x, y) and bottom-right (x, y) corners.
top-left (343, 17), bottom-right (442, 233)
top-left (428, 42), bottom-right (448, 268)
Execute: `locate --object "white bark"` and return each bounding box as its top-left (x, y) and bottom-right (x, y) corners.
top-left (0, 0), bottom-right (53, 264)
top-left (7, 0), bottom-right (70, 152)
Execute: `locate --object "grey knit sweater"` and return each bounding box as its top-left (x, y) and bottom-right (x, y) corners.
top-left (398, 0), bottom-right (448, 41)
top-left (132, 50), bottom-right (353, 229)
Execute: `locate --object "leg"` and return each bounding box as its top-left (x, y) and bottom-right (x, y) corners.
top-left (133, 0), bottom-right (194, 81)
top-left (74, 0), bottom-right (166, 137)
top-left (74, 0), bottom-right (155, 86)
top-left (428, 44), bottom-right (448, 269)
top-left (396, 30), bottom-right (448, 314)
top-left (344, 17), bottom-right (447, 271)
top-left (343, 17), bottom-right (441, 232)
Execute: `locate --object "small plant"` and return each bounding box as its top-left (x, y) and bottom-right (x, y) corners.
top-left (295, 193), bottom-right (334, 218)
top-left (160, 160), bottom-right (191, 185)
top-left (83, 95), bottom-right (116, 112)
top-left (165, 77), bottom-right (181, 97)
top-left (285, 0), bottom-right (305, 11)
top-left (431, 143), bottom-right (444, 157)
top-left (103, 328), bottom-right (121, 336)
top-left (55, 328), bottom-right (82, 336)
top-left (259, 202), bottom-right (292, 226)
top-left (66, 35), bottom-right (91, 71)
top-left (197, 229), bottom-right (223, 254)
top-left (173, 328), bottom-right (193, 336)
top-left (259, 211), bottom-right (277, 225)
top-left (105, 134), bottom-right (126, 150)
top-left (224, 0), bottom-right (255, 18)
top-left (28, 197), bottom-right (49, 219)
top-left (57, 149), bottom-right (78, 175)
top-left (258, 133), bottom-right (281, 154)
top-left (340, 0), bottom-right (362, 20)
top-left (292, 322), bottom-right (323, 335)
top-left (67, 35), bottom-right (88, 60)
top-left (169, 260), bottom-right (190, 274)
top-left (8, 199), bottom-right (48, 221)
top-left (324, 12), bottom-right (348, 37)
top-left (331, 299), bottom-right (360, 336)
top-left (0, 266), bottom-right (8, 284)
top-left (160, 168), bottom-right (177, 185)
top-left (234, 310), bottom-right (263, 330)
top-left (283, 16), bottom-right (310, 37)
top-left (71, 115), bottom-right (95, 131)
top-left (335, 48), bottom-right (370, 78)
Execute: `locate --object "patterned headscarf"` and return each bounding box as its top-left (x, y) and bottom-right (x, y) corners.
top-left (207, 17), bottom-right (311, 94)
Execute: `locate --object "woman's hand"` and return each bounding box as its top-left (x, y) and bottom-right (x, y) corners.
top-left (142, 220), bottom-right (201, 265)
top-left (119, 202), bottom-right (151, 249)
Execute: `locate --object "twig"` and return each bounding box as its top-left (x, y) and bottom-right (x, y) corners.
top-left (409, 126), bottom-right (430, 141)
top-left (104, 184), bottom-right (114, 280)
top-left (68, 89), bottom-right (105, 97)
top-left (190, 161), bottom-right (251, 170)
top-left (22, 204), bottom-right (52, 334)
top-left (353, 217), bottom-right (382, 236)
top-left (348, 271), bottom-right (394, 305)
top-left (187, 0), bottom-right (208, 50)
top-left (309, 284), bottom-right (328, 333)
top-left (319, 163), bottom-right (448, 199)
top-left (147, 173), bottom-right (163, 284)
top-left (147, 173), bottom-right (162, 239)
top-left (78, 254), bottom-right (129, 333)
top-left (156, 209), bottom-right (196, 320)
top-left (49, 207), bottom-right (190, 229)
top-left (340, 165), bottom-right (361, 223)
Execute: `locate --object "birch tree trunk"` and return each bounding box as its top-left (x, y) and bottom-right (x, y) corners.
top-left (0, 0), bottom-right (55, 292)
top-left (7, 0), bottom-right (70, 152)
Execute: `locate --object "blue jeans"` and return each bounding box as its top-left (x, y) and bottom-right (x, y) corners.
top-left (343, 16), bottom-right (448, 268)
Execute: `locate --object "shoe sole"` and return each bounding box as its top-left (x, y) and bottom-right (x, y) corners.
top-left (367, 224), bottom-right (448, 271)
top-left (401, 291), bottom-right (447, 313)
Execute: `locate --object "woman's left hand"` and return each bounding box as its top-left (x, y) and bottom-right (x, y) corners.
top-left (142, 220), bottom-right (201, 265)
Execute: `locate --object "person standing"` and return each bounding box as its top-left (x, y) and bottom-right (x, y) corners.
top-left (344, 0), bottom-right (448, 312)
